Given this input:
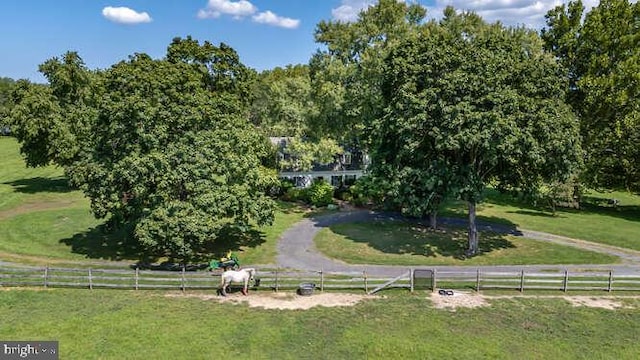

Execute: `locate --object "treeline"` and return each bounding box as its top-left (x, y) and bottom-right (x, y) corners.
top-left (2, 0), bottom-right (638, 259)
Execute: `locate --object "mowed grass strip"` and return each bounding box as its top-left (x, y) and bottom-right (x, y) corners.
top-left (0, 207), bottom-right (103, 261)
top-left (443, 188), bottom-right (640, 251)
top-left (315, 221), bottom-right (619, 266)
top-left (0, 137), bottom-right (85, 212)
top-left (1, 289), bottom-right (640, 359)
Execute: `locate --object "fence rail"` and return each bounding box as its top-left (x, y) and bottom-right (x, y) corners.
top-left (2, 266), bottom-right (640, 293)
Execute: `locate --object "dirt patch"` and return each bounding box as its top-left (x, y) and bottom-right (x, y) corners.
top-left (428, 291), bottom-right (638, 311)
top-left (561, 296), bottom-right (629, 310)
top-left (166, 291), bottom-right (375, 310)
top-left (429, 291), bottom-right (489, 311)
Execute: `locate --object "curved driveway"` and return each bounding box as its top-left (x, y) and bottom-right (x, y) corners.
top-left (276, 210), bottom-right (640, 276)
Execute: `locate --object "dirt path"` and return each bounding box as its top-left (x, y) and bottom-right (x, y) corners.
top-left (276, 210), bottom-right (640, 276)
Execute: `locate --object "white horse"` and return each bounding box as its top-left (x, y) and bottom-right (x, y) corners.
top-left (219, 268), bottom-right (256, 296)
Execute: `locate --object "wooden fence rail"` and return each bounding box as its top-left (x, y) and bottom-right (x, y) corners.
top-left (2, 266), bottom-right (640, 293)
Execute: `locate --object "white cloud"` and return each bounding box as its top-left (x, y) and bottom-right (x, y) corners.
top-left (102, 6), bottom-right (152, 24)
top-left (252, 11), bottom-right (300, 29)
top-left (197, 0), bottom-right (257, 19)
top-left (428, 0), bottom-right (608, 28)
top-left (198, 0), bottom-right (300, 29)
top-left (331, 0), bottom-right (376, 22)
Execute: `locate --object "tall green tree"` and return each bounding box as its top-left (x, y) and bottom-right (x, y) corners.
top-left (310, 0), bottom-right (426, 147)
top-left (377, 9), bottom-right (582, 255)
top-left (68, 41), bottom-right (276, 262)
top-left (11, 38), bottom-right (277, 262)
top-left (250, 65), bottom-right (313, 138)
top-left (0, 77), bottom-right (16, 132)
top-left (9, 52), bottom-right (96, 167)
top-left (543, 0), bottom-right (640, 191)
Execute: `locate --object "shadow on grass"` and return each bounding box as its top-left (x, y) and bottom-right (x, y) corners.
top-left (507, 210), bottom-right (559, 218)
top-left (580, 196), bottom-right (640, 223)
top-left (328, 221), bottom-right (516, 260)
top-left (4, 176), bottom-right (74, 194)
top-left (209, 227), bottom-right (267, 259)
top-left (443, 187), bottom-right (640, 224)
top-left (59, 222), bottom-right (267, 265)
top-left (59, 223), bottom-right (146, 262)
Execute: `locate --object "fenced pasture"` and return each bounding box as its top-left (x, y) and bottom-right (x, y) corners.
top-left (3, 265), bottom-right (640, 294)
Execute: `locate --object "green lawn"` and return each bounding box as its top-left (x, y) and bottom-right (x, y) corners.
top-left (1, 288), bottom-right (639, 359)
top-left (441, 188), bottom-right (640, 251)
top-left (315, 221), bottom-right (619, 266)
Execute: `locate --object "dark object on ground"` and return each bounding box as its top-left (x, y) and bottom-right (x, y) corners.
top-left (297, 283), bottom-right (315, 296)
top-left (438, 289), bottom-right (454, 296)
top-left (131, 262), bottom-right (208, 271)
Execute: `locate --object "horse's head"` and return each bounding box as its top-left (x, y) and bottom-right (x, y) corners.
top-left (246, 268), bottom-right (260, 287)
top-left (246, 268), bottom-right (256, 280)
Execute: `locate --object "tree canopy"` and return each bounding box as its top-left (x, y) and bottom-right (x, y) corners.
top-left (542, 0), bottom-right (640, 191)
top-left (310, 0), bottom-right (426, 148)
top-left (8, 52), bottom-right (96, 167)
top-left (0, 76), bottom-right (16, 131)
top-left (10, 38), bottom-right (277, 262)
top-left (250, 65), bottom-right (312, 138)
top-left (374, 9), bottom-right (582, 255)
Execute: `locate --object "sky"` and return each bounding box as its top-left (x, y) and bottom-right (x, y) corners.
top-left (0, 0), bottom-right (603, 82)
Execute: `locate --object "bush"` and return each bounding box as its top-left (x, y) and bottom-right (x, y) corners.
top-left (335, 188), bottom-right (353, 202)
top-left (305, 179), bottom-right (334, 207)
top-left (283, 187), bottom-right (304, 202)
top-left (276, 178), bottom-right (295, 197)
top-left (349, 176), bottom-right (386, 207)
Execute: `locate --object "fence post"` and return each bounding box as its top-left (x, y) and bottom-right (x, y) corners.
top-left (476, 268), bottom-right (480, 292)
top-left (181, 265), bottom-right (186, 293)
top-left (320, 268), bottom-right (324, 292)
top-left (275, 267), bottom-right (279, 292)
top-left (410, 268), bottom-right (414, 292)
top-left (135, 267), bottom-right (139, 290)
top-left (563, 269), bottom-right (569, 293)
top-left (363, 269), bottom-right (368, 293)
top-left (520, 269), bottom-right (525, 293)
top-left (44, 266), bottom-right (49, 289)
top-left (608, 270), bottom-right (613, 293)
top-left (88, 268), bottom-right (93, 290)
top-left (432, 269), bottom-right (437, 292)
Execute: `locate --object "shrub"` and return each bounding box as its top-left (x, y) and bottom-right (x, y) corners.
top-left (349, 176), bottom-right (386, 207)
top-left (305, 179), bottom-right (334, 207)
top-left (283, 187), bottom-right (304, 202)
top-left (276, 178), bottom-right (295, 197)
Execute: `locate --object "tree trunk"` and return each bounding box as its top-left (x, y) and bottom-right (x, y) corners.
top-left (429, 210), bottom-right (437, 229)
top-left (466, 201), bottom-right (479, 256)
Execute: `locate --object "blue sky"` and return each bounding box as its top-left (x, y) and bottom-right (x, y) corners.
top-left (0, 0), bottom-right (599, 82)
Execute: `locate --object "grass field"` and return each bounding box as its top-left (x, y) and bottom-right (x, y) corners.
top-left (315, 221), bottom-right (619, 266)
top-left (1, 288), bottom-right (639, 359)
top-left (442, 188), bottom-right (640, 251)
